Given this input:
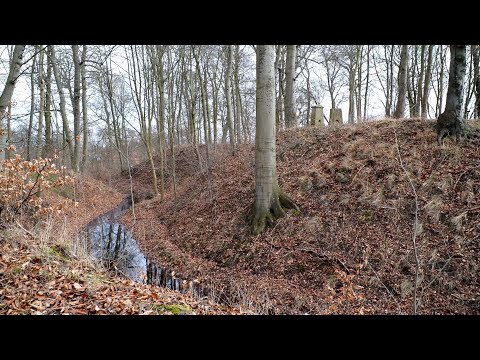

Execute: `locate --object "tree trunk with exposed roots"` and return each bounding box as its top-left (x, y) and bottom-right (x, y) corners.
top-left (436, 45), bottom-right (467, 143)
top-left (250, 45), bottom-right (298, 235)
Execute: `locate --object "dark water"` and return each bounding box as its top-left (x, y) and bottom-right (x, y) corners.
top-left (81, 198), bottom-right (209, 296)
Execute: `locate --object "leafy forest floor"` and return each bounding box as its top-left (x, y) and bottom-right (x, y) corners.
top-left (0, 176), bottom-right (247, 314)
top-left (115, 118), bottom-right (480, 314)
top-left (2, 118), bottom-right (479, 315)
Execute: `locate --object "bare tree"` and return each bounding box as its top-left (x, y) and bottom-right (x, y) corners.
top-left (414, 45), bottom-right (426, 117)
top-left (42, 52), bottom-right (54, 158)
top-left (71, 45), bottom-right (81, 172)
top-left (436, 45), bottom-right (467, 142)
top-left (127, 45), bottom-right (158, 195)
top-left (81, 45), bottom-right (88, 170)
top-left (393, 45), bottom-right (408, 118)
top-left (250, 45), bottom-right (298, 235)
top-left (225, 45), bottom-right (235, 154)
top-left (473, 45), bottom-right (480, 119)
top-left (0, 45), bottom-right (25, 163)
top-left (421, 45), bottom-right (434, 118)
top-left (27, 48), bottom-right (37, 160)
top-left (284, 45), bottom-right (297, 128)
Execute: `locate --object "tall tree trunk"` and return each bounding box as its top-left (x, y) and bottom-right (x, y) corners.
top-left (356, 45), bottom-right (363, 121)
top-left (204, 66), bottom-right (212, 146)
top-left (348, 67), bottom-right (355, 123)
top-left (192, 46), bottom-right (210, 168)
top-left (436, 45), bottom-right (467, 142)
top-left (225, 45), bottom-right (235, 154)
top-left (250, 45), bottom-right (298, 235)
top-left (363, 45), bottom-right (370, 119)
top-left (81, 45), bottom-right (88, 170)
top-left (393, 45), bottom-right (408, 119)
top-left (305, 61), bottom-right (311, 125)
top-left (212, 80), bottom-right (218, 148)
top-left (284, 45), bottom-right (297, 128)
top-left (27, 50), bottom-right (37, 161)
top-left (436, 46), bottom-right (446, 118)
top-left (169, 74), bottom-right (178, 198)
top-left (473, 45), bottom-right (480, 119)
top-left (421, 45), bottom-right (434, 118)
top-left (414, 45), bottom-right (426, 117)
top-left (233, 45), bottom-right (242, 143)
top-left (50, 46), bottom-right (74, 169)
top-left (42, 53), bottom-right (53, 158)
top-left (36, 46), bottom-right (45, 159)
top-left (276, 46), bottom-right (285, 128)
top-left (104, 69), bottom-right (125, 172)
top-left (389, 45), bottom-right (395, 116)
top-left (1, 45), bottom-right (25, 164)
top-left (71, 45), bottom-right (81, 172)
top-left (407, 46), bottom-right (417, 118)
top-left (462, 46), bottom-right (477, 119)
top-left (154, 45), bottom-right (166, 200)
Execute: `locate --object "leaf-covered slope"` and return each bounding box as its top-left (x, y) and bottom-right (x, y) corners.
top-left (123, 119), bottom-right (480, 314)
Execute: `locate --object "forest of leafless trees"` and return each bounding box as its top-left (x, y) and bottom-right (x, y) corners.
top-left (1, 45), bottom-right (479, 193)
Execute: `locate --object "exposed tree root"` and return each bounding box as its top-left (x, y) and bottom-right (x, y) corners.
top-left (435, 110), bottom-right (465, 145)
top-left (250, 187), bottom-right (299, 235)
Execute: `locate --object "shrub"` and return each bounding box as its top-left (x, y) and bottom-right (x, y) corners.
top-left (0, 149), bottom-right (76, 224)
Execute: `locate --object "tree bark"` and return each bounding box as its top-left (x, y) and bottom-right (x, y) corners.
top-left (233, 45), bottom-right (242, 143)
top-left (363, 45), bottom-right (370, 119)
top-left (421, 45), bottom-right (434, 118)
top-left (436, 46), bottom-right (446, 118)
top-left (250, 45), bottom-right (298, 235)
top-left (276, 46), bottom-right (285, 128)
top-left (356, 45), bottom-right (363, 121)
top-left (348, 67), bottom-right (355, 123)
top-left (436, 45), bottom-right (467, 142)
top-left (153, 45), bottom-right (166, 200)
top-left (42, 52), bottom-right (53, 158)
top-left (71, 45), bottom-right (81, 172)
top-left (225, 45), bottom-right (235, 154)
top-left (284, 45), bottom-right (297, 128)
top-left (81, 45), bottom-right (88, 170)
top-left (414, 45), bottom-right (426, 117)
top-left (407, 46), bottom-right (417, 118)
top-left (0, 45), bottom-right (25, 163)
top-left (36, 46), bottom-right (45, 159)
top-left (27, 49), bottom-right (37, 160)
top-left (393, 45), bottom-right (408, 119)
top-left (473, 45), bottom-right (480, 119)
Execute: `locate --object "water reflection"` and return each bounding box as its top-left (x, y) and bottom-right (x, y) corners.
top-left (82, 198), bottom-right (208, 297)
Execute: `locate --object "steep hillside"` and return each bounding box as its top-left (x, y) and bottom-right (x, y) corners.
top-left (122, 119), bottom-right (480, 314)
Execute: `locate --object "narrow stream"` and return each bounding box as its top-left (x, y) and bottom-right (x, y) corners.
top-left (81, 198), bottom-right (209, 297)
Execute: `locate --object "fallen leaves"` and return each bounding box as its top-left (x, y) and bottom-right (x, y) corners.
top-left (0, 239), bottom-right (244, 315)
top-left (118, 119), bottom-right (480, 314)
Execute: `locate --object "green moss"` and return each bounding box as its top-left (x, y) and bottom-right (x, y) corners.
top-left (47, 245), bottom-right (69, 260)
top-left (52, 185), bottom-right (75, 200)
top-left (13, 266), bottom-right (22, 274)
top-left (152, 303), bottom-right (192, 315)
top-left (361, 209), bottom-right (374, 221)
